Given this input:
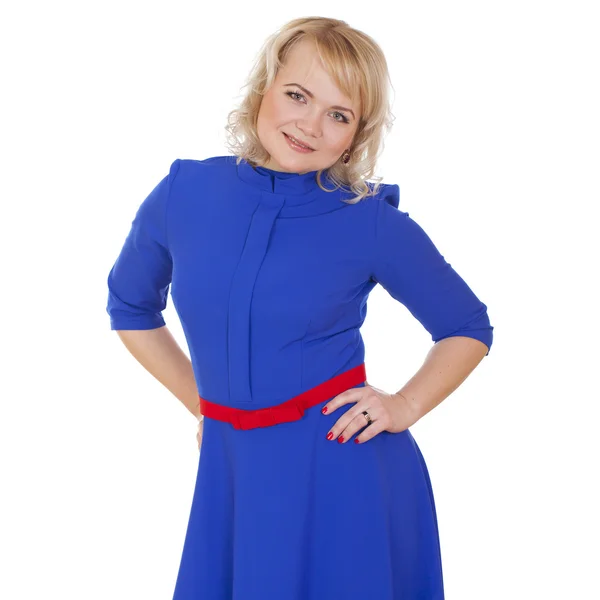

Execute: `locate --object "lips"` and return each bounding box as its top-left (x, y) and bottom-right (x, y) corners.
top-left (284, 133), bottom-right (314, 151)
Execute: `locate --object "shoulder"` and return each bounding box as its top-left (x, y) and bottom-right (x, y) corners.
top-left (335, 181), bottom-right (404, 238)
top-left (375, 181), bottom-right (400, 209)
top-left (364, 181), bottom-right (430, 249)
top-left (164, 156), bottom-right (238, 205)
top-left (353, 181), bottom-right (402, 229)
top-left (169, 155), bottom-right (236, 182)
top-left (353, 180), bottom-right (400, 210)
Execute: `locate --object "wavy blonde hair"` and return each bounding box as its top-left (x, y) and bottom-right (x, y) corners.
top-left (224, 17), bottom-right (395, 203)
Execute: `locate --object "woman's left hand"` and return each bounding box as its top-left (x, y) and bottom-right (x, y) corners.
top-left (321, 382), bottom-right (419, 444)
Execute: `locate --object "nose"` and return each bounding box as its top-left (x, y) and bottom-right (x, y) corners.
top-left (296, 107), bottom-right (322, 140)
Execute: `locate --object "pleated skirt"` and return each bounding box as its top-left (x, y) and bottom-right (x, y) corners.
top-left (172, 392), bottom-right (445, 600)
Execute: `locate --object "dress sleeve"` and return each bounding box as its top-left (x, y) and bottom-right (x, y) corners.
top-left (106, 159), bottom-right (181, 330)
top-left (370, 184), bottom-right (494, 356)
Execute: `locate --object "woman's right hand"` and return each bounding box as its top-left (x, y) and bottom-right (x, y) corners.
top-left (196, 416), bottom-right (204, 450)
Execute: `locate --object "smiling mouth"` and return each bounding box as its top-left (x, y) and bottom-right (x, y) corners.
top-left (284, 133), bottom-right (314, 151)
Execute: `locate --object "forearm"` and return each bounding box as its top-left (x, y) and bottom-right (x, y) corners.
top-left (395, 336), bottom-right (489, 423)
top-left (115, 326), bottom-right (201, 419)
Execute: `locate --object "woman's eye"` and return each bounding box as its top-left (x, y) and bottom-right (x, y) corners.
top-left (286, 91), bottom-right (349, 124)
top-left (332, 112), bottom-right (348, 123)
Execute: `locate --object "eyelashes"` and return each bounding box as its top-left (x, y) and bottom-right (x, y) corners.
top-left (285, 91), bottom-right (350, 124)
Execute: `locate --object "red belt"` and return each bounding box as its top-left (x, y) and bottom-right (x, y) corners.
top-left (199, 363), bottom-right (367, 430)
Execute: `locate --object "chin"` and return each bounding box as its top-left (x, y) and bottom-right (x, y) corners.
top-left (265, 153), bottom-right (298, 173)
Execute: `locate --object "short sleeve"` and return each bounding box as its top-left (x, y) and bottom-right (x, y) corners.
top-left (106, 159), bottom-right (181, 330)
top-left (370, 184), bottom-right (494, 356)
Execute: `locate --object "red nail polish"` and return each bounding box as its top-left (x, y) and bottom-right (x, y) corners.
top-left (338, 436), bottom-right (345, 443)
top-left (354, 438), bottom-right (360, 444)
top-left (327, 432), bottom-right (333, 440)
top-left (321, 406), bottom-right (328, 414)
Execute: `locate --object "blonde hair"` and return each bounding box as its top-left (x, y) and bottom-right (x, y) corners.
top-left (224, 17), bottom-right (395, 203)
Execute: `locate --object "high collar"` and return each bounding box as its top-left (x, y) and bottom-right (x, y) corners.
top-left (237, 158), bottom-right (321, 197)
top-left (233, 156), bottom-right (352, 217)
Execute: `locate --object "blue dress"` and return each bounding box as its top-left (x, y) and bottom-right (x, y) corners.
top-left (106, 156), bottom-right (493, 600)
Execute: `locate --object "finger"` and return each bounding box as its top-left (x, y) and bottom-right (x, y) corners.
top-left (322, 386), bottom-right (367, 415)
top-left (340, 406), bottom-right (385, 443)
top-left (336, 401), bottom-right (391, 443)
top-left (354, 421), bottom-right (385, 444)
top-left (326, 402), bottom-right (375, 442)
top-left (334, 412), bottom-right (370, 444)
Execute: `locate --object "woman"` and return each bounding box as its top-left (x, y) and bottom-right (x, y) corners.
top-left (106, 17), bottom-right (493, 600)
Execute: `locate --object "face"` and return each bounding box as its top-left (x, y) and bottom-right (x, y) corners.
top-left (256, 39), bottom-right (361, 174)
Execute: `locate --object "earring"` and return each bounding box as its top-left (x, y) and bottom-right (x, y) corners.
top-left (341, 149), bottom-right (351, 165)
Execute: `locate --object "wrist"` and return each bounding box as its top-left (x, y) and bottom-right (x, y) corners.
top-left (393, 391), bottom-right (421, 426)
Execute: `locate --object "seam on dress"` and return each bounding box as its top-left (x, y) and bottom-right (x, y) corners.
top-left (370, 192), bottom-right (383, 283)
top-left (300, 316), bottom-right (311, 390)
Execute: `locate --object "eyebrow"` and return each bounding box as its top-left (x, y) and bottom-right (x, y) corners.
top-left (283, 83), bottom-right (356, 119)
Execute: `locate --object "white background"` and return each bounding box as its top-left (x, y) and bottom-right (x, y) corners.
top-left (2, 1), bottom-right (598, 598)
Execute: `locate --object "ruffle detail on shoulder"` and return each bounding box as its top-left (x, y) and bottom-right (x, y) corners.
top-left (380, 183), bottom-right (400, 209)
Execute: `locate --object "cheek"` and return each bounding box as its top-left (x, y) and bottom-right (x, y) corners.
top-left (257, 95), bottom-right (279, 129)
top-left (260, 95), bottom-right (294, 128)
top-left (323, 128), bottom-right (354, 153)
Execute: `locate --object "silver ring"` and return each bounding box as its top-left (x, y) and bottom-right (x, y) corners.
top-left (362, 410), bottom-right (372, 426)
